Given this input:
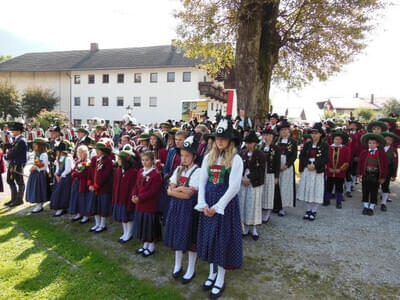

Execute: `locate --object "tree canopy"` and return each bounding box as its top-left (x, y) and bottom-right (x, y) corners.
top-left (0, 81), bottom-right (21, 120)
top-left (21, 87), bottom-right (59, 119)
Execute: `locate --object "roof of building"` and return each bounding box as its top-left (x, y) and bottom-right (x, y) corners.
top-left (0, 45), bottom-right (203, 72)
top-left (320, 97), bottom-right (380, 110)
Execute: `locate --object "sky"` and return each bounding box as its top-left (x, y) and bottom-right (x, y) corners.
top-left (1, 0), bottom-right (399, 121)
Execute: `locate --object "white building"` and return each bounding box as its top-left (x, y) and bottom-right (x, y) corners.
top-left (0, 43), bottom-right (227, 125)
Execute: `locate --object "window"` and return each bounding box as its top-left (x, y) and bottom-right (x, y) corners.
top-left (167, 72), bottom-right (175, 82)
top-left (73, 119), bottom-right (82, 127)
top-left (102, 97), bottom-right (109, 106)
top-left (134, 73), bottom-right (142, 83)
top-left (133, 97), bottom-right (141, 107)
top-left (102, 74), bottom-right (109, 83)
top-left (88, 97), bottom-right (95, 106)
top-left (74, 97), bottom-right (81, 106)
top-left (88, 74), bottom-right (95, 84)
top-left (183, 72), bottom-right (191, 82)
top-left (149, 97), bottom-right (157, 107)
top-left (150, 73), bottom-right (158, 83)
top-left (74, 75), bottom-right (80, 84)
top-left (117, 97), bottom-right (124, 106)
top-left (117, 73), bottom-right (124, 83)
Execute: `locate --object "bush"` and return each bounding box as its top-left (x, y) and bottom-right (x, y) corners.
top-left (354, 108), bottom-right (376, 122)
top-left (32, 110), bottom-right (69, 130)
top-left (21, 87), bottom-right (59, 119)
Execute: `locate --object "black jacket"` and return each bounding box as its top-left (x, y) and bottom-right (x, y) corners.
top-left (299, 140), bottom-right (329, 173)
top-left (277, 137), bottom-right (297, 167)
top-left (262, 144), bottom-right (281, 178)
top-left (240, 149), bottom-right (266, 188)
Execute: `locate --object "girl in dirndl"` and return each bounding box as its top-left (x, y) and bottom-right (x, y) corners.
top-left (164, 135), bottom-right (201, 284)
top-left (69, 145), bottom-right (91, 223)
top-left (50, 140), bottom-right (74, 217)
top-left (88, 139), bottom-right (114, 233)
top-left (112, 145), bottom-right (138, 243)
top-left (195, 117), bottom-right (243, 299)
top-left (26, 138), bottom-right (49, 213)
top-left (239, 130), bottom-right (265, 240)
top-left (132, 151), bottom-right (163, 257)
top-left (298, 123), bottom-right (329, 221)
top-left (260, 127), bottom-right (281, 223)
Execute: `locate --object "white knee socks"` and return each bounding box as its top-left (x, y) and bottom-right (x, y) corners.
top-left (95, 217), bottom-right (106, 232)
top-left (148, 242), bottom-right (155, 252)
top-left (243, 225), bottom-right (249, 235)
top-left (121, 223), bottom-right (127, 240)
top-left (382, 193), bottom-right (389, 205)
top-left (174, 250), bottom-right (183, 273)
top-left (212, 266), bottom-right (226, 293)
top-left (124, 221), bottom-right (133, 241)
top-left (91, 215), bottom-right (100, 231)
top-left (312, 204), bottom-right (319, 213)
top-left (183, 251), bottom-right (197, 279)
top-left (251, 225), bottom-right (258, 236)
top-left (345, 181), bottom-right (352, 193)
top-left (262, 210), bottom-right (271, 222)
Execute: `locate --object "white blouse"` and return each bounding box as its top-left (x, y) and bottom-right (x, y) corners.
top-left (195, 153), bottom-right (243, 215)
top-left (170, 165), bottom-right (200, 190)
top-left (55, 155), bottom-right (74, 177)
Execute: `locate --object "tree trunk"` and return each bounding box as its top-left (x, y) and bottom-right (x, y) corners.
top-left (235, 0), bottom-right (280, 126)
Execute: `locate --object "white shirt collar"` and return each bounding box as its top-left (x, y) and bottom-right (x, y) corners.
top-left (142, 167), bottom-right (155, 176)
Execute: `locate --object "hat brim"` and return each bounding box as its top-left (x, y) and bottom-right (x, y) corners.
top-left (361, 133), bottom-right (385, 147)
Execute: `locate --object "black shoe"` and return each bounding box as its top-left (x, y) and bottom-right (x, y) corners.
top-left (94, 226), bottom-right (107, 233)
top-left (4, 199), bottom-right (13, 206)
top-left (71, 216), bottom-right (82, 222)
top-left (387, 198), bottom-right (392, 203)
top-left (367, 208), bottom-right (374, 216)
top-left (136, 248), bottom-right (145, 254)
top-left (278, 211), bottom-right (285, 217)
top-left (181, 272), bottom-right (196, 284)
top-left (9, 199), bottom-right (23, 207)
top-left (362, 208), bottom-right (368, 215)
top-left (202, 275), bottom-right (216, 291)
top-left (309, 212), bottom-right (316, 221)
top-left (346, 192), bottom-right (352, 198)
top-left (209, 284), bottom-right (225, 299)
top-left (303, 211), bottom-right (311, 220)
top-left (142, 249), bottom-right (155, 257)
top-left (79, 218), bottom-right (89, 224)
top-left (336, 203), bottom-right (342, 209)
top-left (242, 232), bottom-right (249, 238)
top-left (381, 204), bottom-right (387, 212)
top-left (120, 236), bottom-right (132, 244)
top-left (351, 186), bottom-right (355, 191)
top-left (172, 267), bottom-right (183, 279)
top-left (251, 234), bottom-right (259, 241)
top-left (322, 201), bottom-right (330, 206)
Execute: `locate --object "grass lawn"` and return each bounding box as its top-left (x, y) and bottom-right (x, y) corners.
top-left (0, 214), bottom-right (182, 300)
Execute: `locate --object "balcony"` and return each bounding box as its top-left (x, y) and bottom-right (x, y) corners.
top-left (198, 82), bottom-right (227, 103)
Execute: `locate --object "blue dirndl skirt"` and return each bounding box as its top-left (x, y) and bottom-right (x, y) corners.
top-left (50, 174), bottom-right (72, 210)
top-left (83, 191), bottom-right (96, 217)
top-left (158, 182), bottom-right (170, 224)
top-left (94, 192), bottom-right (112, 217)
top-left (69, 180), bottom-right (80, 214)
top-left (164, 196), bottom-right (198, 251)
top-left (133, 211), bottom-right (162, 242)
top-left (26, 170), bottom-right (48, 203)
top-left (197, 182), bottom-right (243, 269)
top-left (112, 203), bottom-right (134, 222)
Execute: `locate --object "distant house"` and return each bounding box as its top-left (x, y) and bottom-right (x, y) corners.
top-left (316, 94), bottom-right (392, 116)
top-left (275, 107), bottom-right (307, 122)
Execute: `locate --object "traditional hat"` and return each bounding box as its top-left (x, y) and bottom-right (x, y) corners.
top-left (244, 130), bottom-right (259, 143)
top-left (168, 127), bottom-right (180, 136)
top-left (302, 134), bottom-right (312, 141)
top-left (367, 121), bottom-right (387, 133)
top-left (95, 138), bottom-right (113, 153)
top-left (118, 144), bottom-right (136, 162)
top-left (61, 140), bottom-right (74, 153)
top-left (310, 122), bottom-right (325, 137)
top-left (325, 120), bottom-right (336, 129)
top-left (77, 127), bottom-right (89, 135)
top-left (215, 116), bottom-right (234, 140)
top-left (278, 120), bottom-right (291, 131)
top-left (203, 132), bottom-right (215, 141)
top-left (32, 137), bottom-right (48, 145)
top-left (348, 120), bottom-right (362, 129)
top-left (381, 131), bottom-right (400, 143)
top-left (182, 134), bottom-right (200, 155)
top-left (262, 126), bottom-right (275, 135)
top-left (160, 122), bottom-right (172, 129)
top-left (138, 133), bottom-right (150, 141)
top-left (10, 122), bottom-right (24, 132)
top-left (270, 113), bottom-right (279, 120)
top-left (331, 130), bottom-right (349, 144)
top-left (361, 133), bottom-right (385, 147)
top-left (379, 117), bottom-right (396, 125)
top-left (150, 131), bottom-right (164, 143)
top-left (50, 126), bottom-right (63, 136)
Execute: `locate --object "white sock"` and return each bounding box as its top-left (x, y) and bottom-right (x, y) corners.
top-left (73, 213), bottom-right (81, 219)
top-left (124, 221), bottom-right (133, 241)
top-left (306, 204), bottom-right (313, 211)
top-left (212, 266), bottom-right (226, 293)
top-left (351, 175), bottom-right (356, 185)
top-left (91, 215), bottom-right (100, 231)
top-left (363, 202), bottom-right (369, 208)
top-left (121, 223), bottom-right (127, 240)
top-left (204, 264), bottom-right (217, 287)
top-left (143, 242), bottom-right (149, 250)
top-left (279, 209), bottom-right (285, 215)
top-left (312, 204), bottom-right (319, 213)
top-left (381, 193), bottom-right (389, 205)
top-left (81, 216), bottom-right (88, 222)
top-left (174, 251), bottom-right (183, 273)
top-left (100, 217), bottom-right (106, 228)
top-left (243, 225), bottom-right (249, 234)
top-left (251, 225), bottom-right (258, 236)
top-left (345, 181), bottom-right (352, 192)
top-left (148, 242), bottom-right (155, 252)
top-left (370, 203), bottom-right (376, 210)
top-left (33, 203), bottom-right (43, 212)
top-left (55, 209), bottom-right (63, 216)
top-left (262, 210), bottom-right (271, 222)
top-left (183, 251), bottom-right (197, 279)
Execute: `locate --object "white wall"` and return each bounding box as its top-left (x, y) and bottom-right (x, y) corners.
top-left (70, 67), bottom-right (211, 124)
top-left (0, 71), bottom-right (71, 116)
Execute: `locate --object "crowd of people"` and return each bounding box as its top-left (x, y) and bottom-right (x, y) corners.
top-left (0, 111), bottom-right (398, 299)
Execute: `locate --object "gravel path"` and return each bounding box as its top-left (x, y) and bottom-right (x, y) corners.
top-left (1, 168), bottom-right (399, 299)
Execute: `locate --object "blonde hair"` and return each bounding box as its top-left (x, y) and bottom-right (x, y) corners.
top-left (195, 124), bottom-right (210, 135)
top-left (207, 140), bottom-right (236, 168)
top-left (77, 145), bottom-right (89, 159)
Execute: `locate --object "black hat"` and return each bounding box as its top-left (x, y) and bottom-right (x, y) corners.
top-left (204, 132), bottom-right (215, 141)
top-left (244, 130), bottom-right (259, 143)
top-left (270, 113), bottom-right (279, 120)
top-left (278, 120), bottom-right (291, 131)
top-left (262, 126), bottom-right (275, 135)
top-left (215, 116), bottom-right (234, 140)
top-left (361, 133), bottom-right (385, 147)
top-left (331, 130), bottom-right (349, 144)
top-left (10, 122), bottom-right (24, 132)
top-left (311, 122), bottom-right (325, 137)
top-left (182, 133), bottom-right (201, 155)
top-left (50, 126), bottom-right (63, 136)
top-left (325, 120), bottom-right (336, 129)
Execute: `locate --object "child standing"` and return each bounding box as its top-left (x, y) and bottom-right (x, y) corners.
top-left (380, 132), bottom-right (399, 211)
top-left (88, 139), bottom-right (114, 233)
top-left (50, 140), bottom-right (74, 217)
top-left (112, 145), bottom-right (138, 243)
top-left (195, 117), bottom-right (243, 299)
top-left (26, 138), bottom-right (49, 213)
top-left (325, 131), bottom-right (351, 209)
top-left (357, 133), bottom-right (388, 216)
top-left (165, 135), bottom-right (201, 283)
top-left (132, 151), bottom-right (163, 257)
top-left (239, 131), bottom-right (265, 240)
top-left (69, 145), bottom-right (91, 222)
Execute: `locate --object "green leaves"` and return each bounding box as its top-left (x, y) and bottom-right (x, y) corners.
top-left (0, 81), bottom-right (20, 120)
top-left (21, 87), bottom-right (59, 119)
